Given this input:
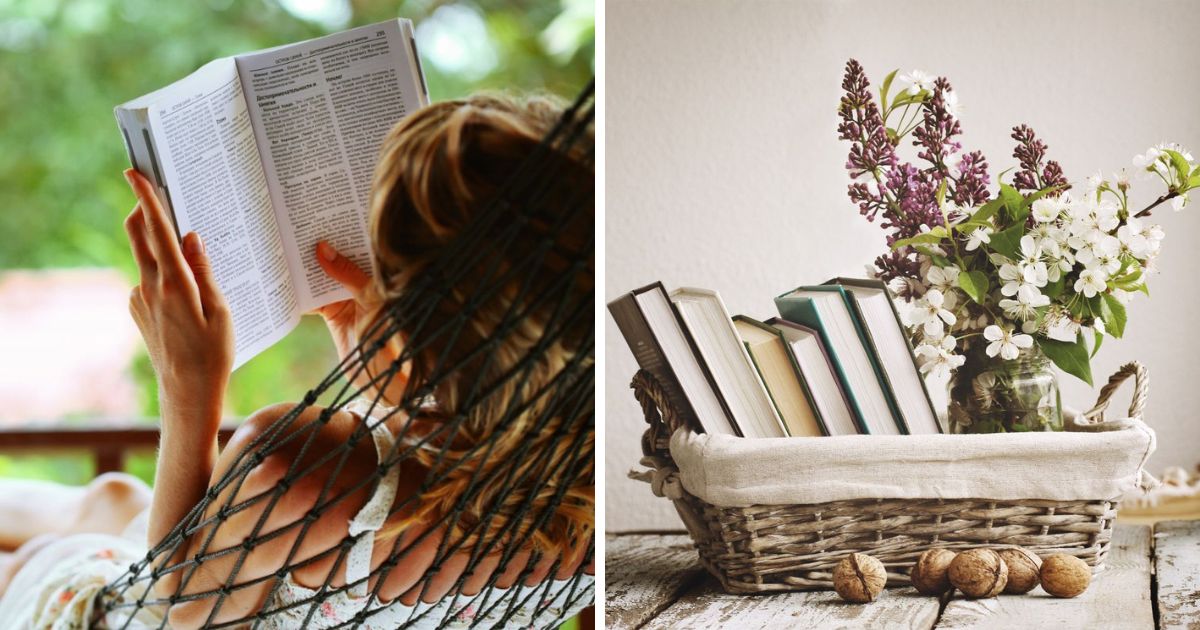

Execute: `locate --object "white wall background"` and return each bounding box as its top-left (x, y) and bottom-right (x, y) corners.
top-left (605, 0), bottom-right (1200, 532)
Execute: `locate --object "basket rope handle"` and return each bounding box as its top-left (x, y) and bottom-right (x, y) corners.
top-left (631, 369), bottom-right (689, 458)
top-left (1070, 362), bottom-right (1148, 431)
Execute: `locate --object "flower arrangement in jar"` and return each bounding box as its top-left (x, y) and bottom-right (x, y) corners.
top-left (836, 59), bottom-right (1198, 433)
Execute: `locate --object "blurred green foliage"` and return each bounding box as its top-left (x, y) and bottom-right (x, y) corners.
top-left (0, 0), bottom-right (593, 481)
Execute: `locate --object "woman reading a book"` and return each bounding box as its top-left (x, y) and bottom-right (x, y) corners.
top-left (0, 93), bottom-right (594, 628)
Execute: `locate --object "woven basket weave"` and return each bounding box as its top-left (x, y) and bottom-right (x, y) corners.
top-left (629, 363), bottom-right (1150, 593)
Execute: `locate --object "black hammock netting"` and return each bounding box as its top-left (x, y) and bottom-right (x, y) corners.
top-left (98, 82), bottom-right (595, 629)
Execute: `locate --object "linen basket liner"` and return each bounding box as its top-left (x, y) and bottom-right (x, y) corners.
top-left (629, 362), bottom-right (1158, 593)
top-left (668, 415), bottom-right (1154, 507)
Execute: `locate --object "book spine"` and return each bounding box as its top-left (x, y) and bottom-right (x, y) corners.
top-left (607, 296), bottom-right (701, 431)
top-left (774, 296), bottom-right (870, 434)
top-left (839, 290), bottom-right (909, 434)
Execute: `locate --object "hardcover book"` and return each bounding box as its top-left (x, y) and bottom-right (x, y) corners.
top-left (114, 19), bottom-right (429, 368)
top-left (767, 317), bottom-right (859, 436)
top-left (775, 285), bottom-right (900, 434)
top-left (608, 283), bottom-right (738, 436)
top-left (671, 288), bottom-right (786, 438)
top-left (825, 277), bottom-right (942, 434)
top-left (733, 315), bottom-right (826, 437)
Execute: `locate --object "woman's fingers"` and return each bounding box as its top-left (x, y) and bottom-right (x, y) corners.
top-left (124, 205), bottom-right (157, 278)
top-left (316, 240), bottom-right (370, 296)
top-left (124, 169), bottom-right (189, 281)
top-left (182, 232), bottom-right (228, 320)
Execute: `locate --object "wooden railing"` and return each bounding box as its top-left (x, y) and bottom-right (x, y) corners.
top-left (0, 424), bottom-right (238, 474)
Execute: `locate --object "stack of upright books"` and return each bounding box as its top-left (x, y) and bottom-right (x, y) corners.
top-left (608, 278), bottom-right (941, 437)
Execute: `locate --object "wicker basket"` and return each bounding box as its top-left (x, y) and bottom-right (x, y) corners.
top-left (629, 363), bottom-right (1154, 593)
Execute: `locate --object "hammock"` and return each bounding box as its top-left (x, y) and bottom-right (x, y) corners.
top-left (99, 82), bottom-right (595, 629)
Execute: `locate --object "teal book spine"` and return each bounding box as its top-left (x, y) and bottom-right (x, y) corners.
top-left (773, 294), bottom-right (870, 434)
top-left (811, 285), bottom-right (907, 433)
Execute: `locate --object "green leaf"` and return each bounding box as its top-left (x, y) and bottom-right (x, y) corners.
top-left (891, 232), bottom-right (946, 250)
top-left (1110, 266), bottom-right (1143, 291)
top-left (1188, 173), bottom-right (1200, 190)
top-left (1021, 185), bottom-right (1067, 211)
top-left (880, 69), bottom-right (898, 112)
top-left (1091, 329), bottom-right (1104, 358)
top-left (936, 179), bottom-right (948, 209)
top-left (1040, 333), bottom-right (1093, 386)
top-left (1043, 276), bottom-right (1065, 299)
top-left (957, 270), bottom-right (989, 304)
top-left (1068, 296), bottom-right (1099, 320)
top-left (1163, 149), bottom-right (1192, 187)
top-left (987, 223), bottom-right (1024, 259)
top-left (1100, 293), bottom-right (1127, 338)
top-left (914, 246), bottom-right (951, 267)
top-left (999, 183), bottom-right (1026, 222)
top-left (971, 197), bottom-right (1005, 224)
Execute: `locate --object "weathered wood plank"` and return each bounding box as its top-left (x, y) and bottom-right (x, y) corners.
top-left (605, 534), bottom-right (704, 630)
top-left (639, 580), bottom-right (940, 630)
top-left (1155, 520), bottom-right (1200, 629)
top-left (936, 523), bottom-right (1153, 630)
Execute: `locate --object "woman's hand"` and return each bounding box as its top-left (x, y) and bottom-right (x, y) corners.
top-left (313, 240), bottom-right (375, 362)
top-left (124, 169), bottom-right (233, 431)
top-left (313, 242), bottom-right (410, 399)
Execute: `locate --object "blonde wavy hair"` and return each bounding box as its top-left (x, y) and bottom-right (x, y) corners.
top-left (361, 93), bottom-right (594, 565)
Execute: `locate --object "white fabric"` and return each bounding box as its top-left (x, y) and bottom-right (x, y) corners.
top-left (669, 411), bottom-right (1156, 508)
top-left (344, 417), bottom-right (402, 598)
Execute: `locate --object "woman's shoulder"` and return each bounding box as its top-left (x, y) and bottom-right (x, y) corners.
top-left (214, 401), bottom-right (378, 502)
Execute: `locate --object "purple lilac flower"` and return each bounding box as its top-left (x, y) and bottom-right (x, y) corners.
top-left (912, 78), bottom-right (963, 173)
top-left (838, 59), bottom-right (897, 222)
top-left (874, 249), bottom-right (923, 299)
top-left (954, 150), bottom-right (991, 207)
top-left (883, 164), bottom-right (943, 245)
top-left (1011, 124), bottom-right (1070, 192)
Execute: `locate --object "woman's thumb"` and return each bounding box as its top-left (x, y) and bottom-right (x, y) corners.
top-left (317, 240), bottom-right (370, 293)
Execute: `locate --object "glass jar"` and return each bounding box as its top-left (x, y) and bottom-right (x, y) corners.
top-left (946, 345), bottom-right (1062, 433)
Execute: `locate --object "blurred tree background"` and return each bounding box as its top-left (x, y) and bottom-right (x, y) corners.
top-left (0, 0), bottom-right (593, 485)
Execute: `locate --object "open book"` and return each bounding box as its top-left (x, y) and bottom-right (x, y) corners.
top-left (115, 19), bottom-right (429, 368)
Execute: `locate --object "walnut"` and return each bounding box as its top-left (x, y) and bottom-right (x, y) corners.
top-left (997, 547), bottom-right (1042, 594)
top-left (833, 553), bottom-right (887, 603)
top-left (1039, 553), bottom-right (1091, 598)
top-left (910, 548), bottom-right (957, 595)
top-left (948, 548), bottom-right (1008, 598)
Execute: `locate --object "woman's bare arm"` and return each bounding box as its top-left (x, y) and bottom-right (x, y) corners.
top-left (122, 169), bottom-right (234, 593)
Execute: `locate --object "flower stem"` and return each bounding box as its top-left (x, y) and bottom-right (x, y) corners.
top-left (1133, 191), bottom-right (1179, 218)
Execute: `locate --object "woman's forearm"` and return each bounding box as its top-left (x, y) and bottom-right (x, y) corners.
top-left (148, 396), bottom-right (222, 593)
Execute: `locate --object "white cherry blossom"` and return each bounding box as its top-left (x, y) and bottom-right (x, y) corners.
top-left (899, 69), bottom-right (935, 95)
top-left (910, 289), bottom-right (957, 336)
top-left (965, 226), bottom-right (993, 251)
top-left (1074, 268), bottom-right (1108, 298)
top-left (916, 332), bottom-right (965, 379)
top-left (1117, 217), bottom-right (1155, 259)
top-left (1075, 234), bottom-right (1121, 274)
top-left (1031, 198), bottom-right (1059, 223)
top-left (984, 324), bottom-right (1034, 360)
top-left (999, 284), bottom-right (1050, 321)
top-left (925, 265), bottom-right (960, 294)
top-left (943, 90), bottom-right (962, 118)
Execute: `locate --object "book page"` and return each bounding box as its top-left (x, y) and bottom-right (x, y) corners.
top-left (236, 19), bottom-right (429, 311)
top-left (122, 58), bottom-right (301, 369)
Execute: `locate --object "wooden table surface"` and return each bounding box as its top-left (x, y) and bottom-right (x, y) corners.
top-left (606, 521), bottom-right (1200, 629)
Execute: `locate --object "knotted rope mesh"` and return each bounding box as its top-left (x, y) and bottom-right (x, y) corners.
top-left (100, 82), bottom-right (595, 629)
